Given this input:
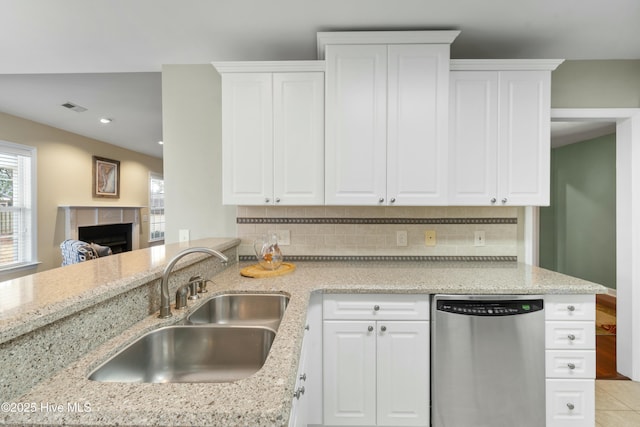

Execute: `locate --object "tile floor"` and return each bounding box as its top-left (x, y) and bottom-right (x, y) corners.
top-left (596, 380), bottom-right (640, 426)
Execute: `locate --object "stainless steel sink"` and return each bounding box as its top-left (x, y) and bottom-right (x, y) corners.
top-left (88, 325), bottom-right (275, 383)
top-left (187, 293), bottom-right (289, 330)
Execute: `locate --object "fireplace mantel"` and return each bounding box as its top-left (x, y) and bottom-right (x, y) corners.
top-left (60, 206), bottom-right (143, 250)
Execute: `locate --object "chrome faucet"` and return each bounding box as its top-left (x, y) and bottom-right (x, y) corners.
top-left (158, 247), bottom-right (229, 318)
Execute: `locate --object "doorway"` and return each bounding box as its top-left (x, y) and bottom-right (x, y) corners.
top-left (540, 120), bottom-right (621, 378)
top-left (536, 108), bottom-right (640, 381)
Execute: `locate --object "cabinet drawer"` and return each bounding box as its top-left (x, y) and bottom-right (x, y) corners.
top-left (545, 321), bottom-right (595, 349)
top-left (545, 295), bottom-right (595, 321)
top-left (546, 379), bottom-right (595, 427)
top-left (545, 350), bottom-right (595, 379)
top-left (323, 294), bottom-right (429, 320)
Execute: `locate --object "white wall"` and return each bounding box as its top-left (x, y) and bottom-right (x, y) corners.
top-left (161, 65), bottom-right (236, 243)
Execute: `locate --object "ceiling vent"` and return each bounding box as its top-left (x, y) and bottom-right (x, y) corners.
top-left (61, 102), bottom-right (87, 113)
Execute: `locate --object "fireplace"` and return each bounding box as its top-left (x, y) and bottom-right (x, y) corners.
top-left (61, 206), bottom-right (142, 252)
top-left (78, 223), bottom-right (133, 254)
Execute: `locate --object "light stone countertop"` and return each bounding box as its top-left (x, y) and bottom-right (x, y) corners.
top-left (1, 240), bottom-right (607, 426)
top-left (0, 238), bottom-right (241, 345)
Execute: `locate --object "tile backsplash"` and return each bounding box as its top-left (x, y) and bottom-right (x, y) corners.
top-left (236, 206), bottom-right (520, 260)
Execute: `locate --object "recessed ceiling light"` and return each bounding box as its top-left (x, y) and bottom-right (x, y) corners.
top-left (158, 141), bottom-right (164, 145)
top-left (100, 118), bottom-right (113, 124)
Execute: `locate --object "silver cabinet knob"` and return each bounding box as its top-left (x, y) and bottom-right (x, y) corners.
top-left (378, 198), bottom-right (384, 203)
top-left (374, 305), bottom-right (380, 311)
top-left (265, 198), bottom-right (270, 203)
top-left (299, 373), bottom-right (307, 381)
top-left (568, 334), bottom-right (576, 341)
top-left (567, 305), bottom-right (576, 312)
top-left (567, 363), bottom-right (576, 370)
top-left (293, 386), bottom-right (305, 399)
top-left (380, 325), bottom-right (387, 332)
top-left (501, 198), bottom-right (507, 204)
top-left (390, 198), bottom-right (396, 203)
top-left (368, 325), bottom-right (374, 332)
top-left (305, 324), bottom-right (310, 331)
top-left (566, 403), bottom-right (575, 410)
top-left (490, 198), bottom-right (497, 204)
top-left (275, 197), bottom-right (281, 203)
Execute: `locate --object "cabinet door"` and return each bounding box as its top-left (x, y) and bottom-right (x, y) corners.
top-left (323, 321), bottom-right (377, 425)
top-left (498, 70), bottom-right (551, 206)
top-left (377, 321), bottom-right (430, 426)
top-left (221, 73), bottom-right (273, 205)
top-left (273, 72), bottom-right (325, 205)
top-left (387, 44), bottom-right (449, 205)
top-left (448, 71), bottom-right (499, 205)
top-left (325, 44), bottom-right (388, 205)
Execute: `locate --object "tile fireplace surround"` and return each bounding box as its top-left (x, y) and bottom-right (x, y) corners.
top-left (60, 206), bottom-right (142, 250)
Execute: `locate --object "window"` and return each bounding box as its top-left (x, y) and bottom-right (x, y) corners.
top-left (0, 141), bottom-right (37, 270)
top-left (149, 173), bottom-right (165, 242)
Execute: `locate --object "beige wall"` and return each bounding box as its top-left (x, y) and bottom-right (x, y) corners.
top-left (0, 112), bottom-right (163, 279)
top-left (552, 60), bottom-right (640, 108)
top-left (161, 64), bottom-right (236, 244)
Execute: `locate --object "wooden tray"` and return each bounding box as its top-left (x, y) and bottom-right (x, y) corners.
top-left (240, 262), bottom-right (296, 278)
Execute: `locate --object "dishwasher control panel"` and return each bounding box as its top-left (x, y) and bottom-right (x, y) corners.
top-left (436, 299), bottom-right (544, 316)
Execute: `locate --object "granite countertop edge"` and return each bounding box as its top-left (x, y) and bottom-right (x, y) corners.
top-left (0, 238), bottom-right (241, 345)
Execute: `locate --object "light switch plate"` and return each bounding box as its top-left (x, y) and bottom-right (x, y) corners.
top-left (179, 229), bottom-right (190, 242)
top-left (396, 230), bottom-right (408, 247)
top-left (278, 230), bottom-right (291, 246)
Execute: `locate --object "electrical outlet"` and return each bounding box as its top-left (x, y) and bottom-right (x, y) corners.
top-left (178, 229), bottom-right (190, 242)
top-left (425, 230), bottom-right (436, 246)
top-left (278, 230), bottom-right (291, 246)
top-left (396, 230), bottom-right (408, 247)
top-left (474, 230), bottom-right (486, 247)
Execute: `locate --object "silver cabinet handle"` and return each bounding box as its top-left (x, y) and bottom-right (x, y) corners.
top-left (305, 324), bottom-right (310, 331)
top-left (390, 198), bottom-right (396, 203)
top-left (501, 198), bottom-right (507, 204)
top-left (378, 198), bottom-right (384, 203)
top-left (567, 305), bottom-right (576, 312)
top-left (567, 363), bottom-right (576, 370)
top-left (490, 198), bottom-right (497, 203)
top-left (380, 325), bottom-right (387, 332)
top-left (265, 198), bottom-right (270, 203)
top-left (293, 386), bottom-right (305, 399)
top-left (566, 403), bottom-right (575, 410)
top-left (368, 325), bottom-right (374, 332)
top-left (374, 305), bottom-right (380, 311)
top-left (299, 373), bottom-right (307, 381)
top-left (275, 197), bottom-right (281, 203)
top-left (568, 334), bottom-right (576, 341)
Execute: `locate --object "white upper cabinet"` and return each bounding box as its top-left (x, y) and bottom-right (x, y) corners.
top-left (321, 31), bottom-right (459, 206)
top-left (448, 60), bottom-right (563, 206)
top-left (215, 61), bottom-right (325, 205)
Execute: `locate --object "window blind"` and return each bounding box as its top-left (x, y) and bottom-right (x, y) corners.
top-left (149, 173), bottom-right (164, 241)
top-left (0, 141), bottom-right (35, 269)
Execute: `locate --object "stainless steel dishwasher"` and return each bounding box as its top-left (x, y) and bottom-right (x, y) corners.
top-left (431, 295), bottom-right (545, 427)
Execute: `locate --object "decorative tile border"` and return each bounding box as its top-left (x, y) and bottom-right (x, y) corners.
top-left (239, 255), bottom-right (517, 262)
top-left (237, 217), bottom-right (517, 225)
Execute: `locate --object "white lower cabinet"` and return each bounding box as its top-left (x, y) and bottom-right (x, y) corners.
top-left (289, 329), bottom-right (309, 427)
top-left (546, 379), bottom-right (595, 427)
top-left (545, 295), bottom-right (596, 427)
top-left (323, 295), bottom-right (429, 427)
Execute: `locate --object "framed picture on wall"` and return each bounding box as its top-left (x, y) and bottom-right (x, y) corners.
top-left (93, 156), bottom-right (120, 198)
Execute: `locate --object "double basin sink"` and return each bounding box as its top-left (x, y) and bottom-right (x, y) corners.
top-left (88, 293), bottom-right (289, 384)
